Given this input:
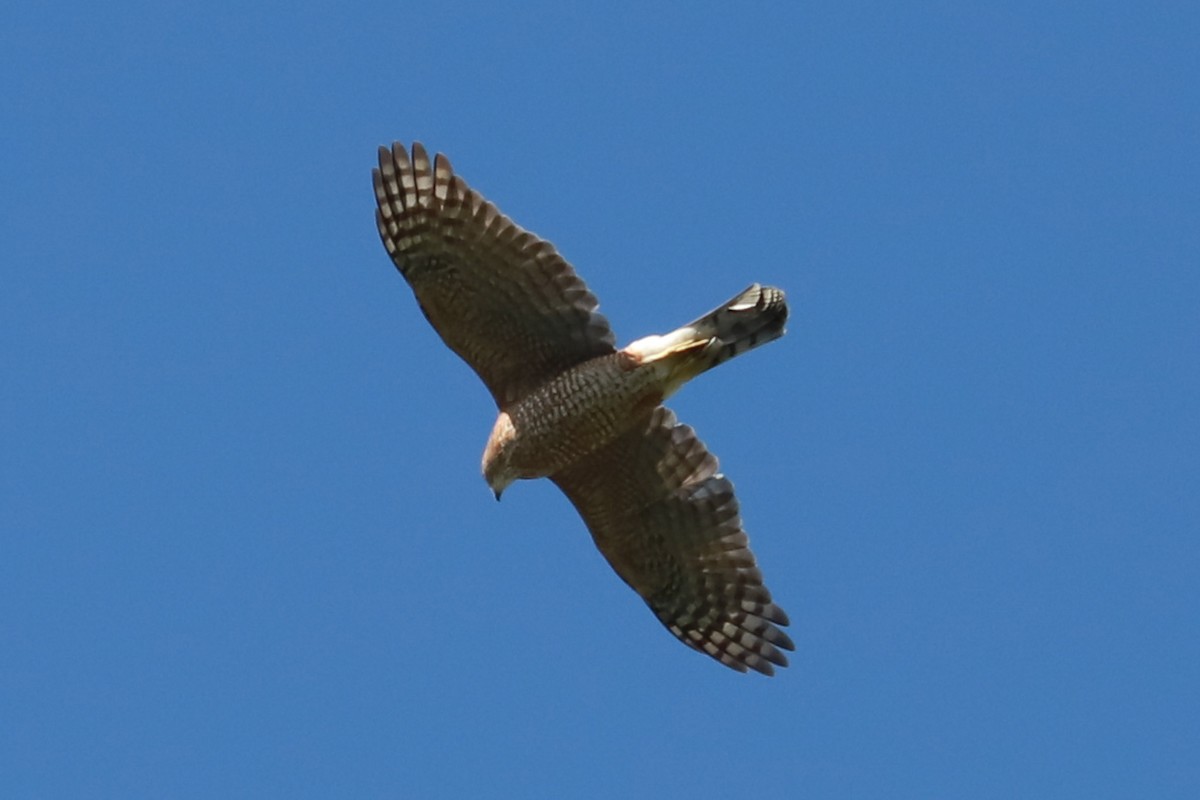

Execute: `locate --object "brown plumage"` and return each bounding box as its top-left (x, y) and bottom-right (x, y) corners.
top-left (373, 142), bottom-right (794, 675)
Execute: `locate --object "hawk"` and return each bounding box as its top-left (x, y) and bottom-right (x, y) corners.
top-left (372, 142), bottom-right (794, 675)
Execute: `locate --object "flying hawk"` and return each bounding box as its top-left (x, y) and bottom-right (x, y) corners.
top-left (372, 142), bottom-right (794, 675)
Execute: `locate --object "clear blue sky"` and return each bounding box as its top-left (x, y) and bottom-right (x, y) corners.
top-left (3, 2), bottom-right (1197, 797)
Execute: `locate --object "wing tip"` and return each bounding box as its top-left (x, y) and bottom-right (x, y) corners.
top-left (667, 610), bottom-right (794, 676)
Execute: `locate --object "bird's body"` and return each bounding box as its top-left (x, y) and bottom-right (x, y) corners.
top-left (486, 351), bottom-right (661, 484)
top-left (484, 284), bottom-right (789, 492)
top-left (373, 142), bottom-right (795, 675)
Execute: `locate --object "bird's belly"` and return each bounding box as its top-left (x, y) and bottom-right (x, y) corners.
top-left (505, 354), bottom-right (662, 477)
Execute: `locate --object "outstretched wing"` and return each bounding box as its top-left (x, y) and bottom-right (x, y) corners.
top-left (373, 142), bottom-right (617, 406)
top-left (551, 406), bottom-right (793, 675)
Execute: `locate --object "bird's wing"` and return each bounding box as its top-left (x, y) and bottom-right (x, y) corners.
top-left (373, 142), bottom-right (617, 406)
top-left (551, 406), bottom-right (793, 675)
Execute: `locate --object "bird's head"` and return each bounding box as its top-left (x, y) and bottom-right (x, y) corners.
top-left (481, 411), bottom-right (518, 500)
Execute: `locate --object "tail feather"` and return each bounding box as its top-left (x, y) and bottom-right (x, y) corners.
top-left (685, 283), bottom-right (788, 369)
top-left (624, 284), bottom-right (788, 393)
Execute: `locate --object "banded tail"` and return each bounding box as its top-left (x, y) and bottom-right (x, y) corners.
top-left (684, 283), bottom-right (788, 368)
top-left (624, 283), bottom-right (789, 388)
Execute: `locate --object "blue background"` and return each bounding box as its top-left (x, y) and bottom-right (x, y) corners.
top-left (3, 2), bottom-right (1197, 797)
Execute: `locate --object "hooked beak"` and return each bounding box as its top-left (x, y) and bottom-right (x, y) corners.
top-left (487, 473), bottom-right (514, 502)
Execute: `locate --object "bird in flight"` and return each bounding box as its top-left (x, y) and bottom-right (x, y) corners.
top-left (372, 142), bottom-right (794, 675)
